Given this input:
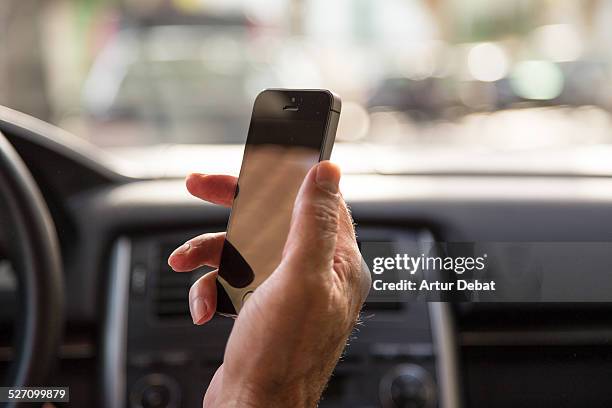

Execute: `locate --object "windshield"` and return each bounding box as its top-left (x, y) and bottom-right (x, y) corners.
top-left (2, 0), bottom-right (612, 175)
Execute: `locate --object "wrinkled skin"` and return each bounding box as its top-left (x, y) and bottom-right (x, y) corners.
top-left (168, 162), bottom-right (371, 407)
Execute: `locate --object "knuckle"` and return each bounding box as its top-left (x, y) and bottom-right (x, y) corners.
top-left (188, 282), bottom-right (202, 302)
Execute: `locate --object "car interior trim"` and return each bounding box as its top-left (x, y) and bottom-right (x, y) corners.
top-left (0, 106), bottom-right (132, 181)
top-left (429, 302), bottom-right (462, 408)
top-left (103, 237), bottom-right (131, 408)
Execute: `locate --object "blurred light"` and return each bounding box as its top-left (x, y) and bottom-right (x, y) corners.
top-left (336, 102), bottom-right (370, 142)
top-left (467, 43), bottom-right (509, 82)
top-left (511, 61), bottom-right (564, 100)
top-left (533, 24), bottom-right (582, 62)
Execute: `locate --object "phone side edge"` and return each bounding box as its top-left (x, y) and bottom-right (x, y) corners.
top-left (320, 96), bottom-right (341, 161)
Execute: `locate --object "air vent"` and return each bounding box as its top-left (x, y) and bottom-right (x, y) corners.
top-left (153, 228), bottom-right (430, 319)
top-left (154, 244), bottom-right (211, 321)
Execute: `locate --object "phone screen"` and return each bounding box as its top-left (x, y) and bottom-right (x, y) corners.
top-left (216, 90), bottom-right (336, 314)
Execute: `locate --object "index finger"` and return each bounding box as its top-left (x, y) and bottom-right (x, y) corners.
top-left (186, 173), bottom-right (238, 207)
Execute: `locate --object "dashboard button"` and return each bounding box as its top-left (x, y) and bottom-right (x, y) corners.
top-left (130, 373), bottom-right (180, 408)
top-left (379, 364), bottom-right (436, 408)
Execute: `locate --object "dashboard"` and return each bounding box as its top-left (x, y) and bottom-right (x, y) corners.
top-left (2, 107), bottom-right (612, 407)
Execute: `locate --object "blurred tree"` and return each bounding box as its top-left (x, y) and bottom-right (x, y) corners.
top-left (446, 0), bottom-right (536, 42)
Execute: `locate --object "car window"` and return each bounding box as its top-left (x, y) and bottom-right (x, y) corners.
top-left (1, 0), bottom-right (611, 175)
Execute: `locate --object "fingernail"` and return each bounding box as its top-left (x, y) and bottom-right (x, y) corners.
top-left (315, 162), bottom-right (340, 194)
top-left (172, 243), bottom-right (191, 257)
top-left (190, 297), bottom-right (207, 324)
top-left (185, 174), bottom-right (205, 191)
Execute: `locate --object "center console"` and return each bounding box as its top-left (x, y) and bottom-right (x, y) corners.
top-left (104, 227), bottom-right (459, 408)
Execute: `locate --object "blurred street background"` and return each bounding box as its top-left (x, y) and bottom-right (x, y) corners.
top-left (2, 0), bottom-right (612, 174)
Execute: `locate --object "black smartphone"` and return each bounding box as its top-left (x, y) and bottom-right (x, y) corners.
top-left (216, 89), bottom-right (341, 316)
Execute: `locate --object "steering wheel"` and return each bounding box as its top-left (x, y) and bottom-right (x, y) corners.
top-left (0, 131), bottom-right (63, 403)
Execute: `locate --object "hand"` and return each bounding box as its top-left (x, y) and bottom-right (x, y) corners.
top-left (168, 162), bottom-right (371, 407)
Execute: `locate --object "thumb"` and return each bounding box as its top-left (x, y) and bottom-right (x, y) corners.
top-left (282, 161), bottom-right (341, 274)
